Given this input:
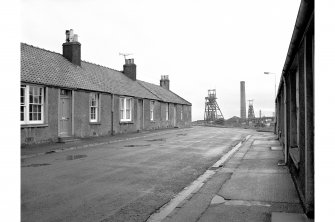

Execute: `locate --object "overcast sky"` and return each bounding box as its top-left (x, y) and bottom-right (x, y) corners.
top-left (21, 0), bottom-right (301, 120)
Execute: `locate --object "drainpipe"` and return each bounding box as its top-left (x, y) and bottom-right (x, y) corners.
top-left (111, 94), bottom-right (114, 135)
top-left (274, 99), bottom-right (277, 135)
top-left (283, 78), bottom-right (288, 165)
top-left (142, 99), bottom-right (145, 130)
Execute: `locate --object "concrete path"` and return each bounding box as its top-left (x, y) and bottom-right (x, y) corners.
top-left (154, 132), bottom-right (311, 222)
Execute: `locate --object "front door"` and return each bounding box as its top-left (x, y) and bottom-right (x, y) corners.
top-left (59, 90), bottom-right (72, 136)
top-left (138, 99), bottom-right (144, 130)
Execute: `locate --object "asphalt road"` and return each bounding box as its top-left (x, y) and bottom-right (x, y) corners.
top-left (21, 126), bottom-right (253, 222)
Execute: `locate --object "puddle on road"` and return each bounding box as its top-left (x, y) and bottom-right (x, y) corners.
top-left (145, 138), bottom-right (166, 142)
top-left (124, 144), bottom-right (151, 147)
top-left (177, 133), bottom-right (187, 136)
top-left (22, 163), bottom-right (51, 167)
top-left (66, 154), bottom-right (87, 160)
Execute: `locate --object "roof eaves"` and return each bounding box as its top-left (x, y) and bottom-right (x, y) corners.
top-left (277, 0), bottom-right (314, 99)
top-left (165, 88), bottom-right (192, 106)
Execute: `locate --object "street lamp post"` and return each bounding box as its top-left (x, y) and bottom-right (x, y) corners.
top-left (264, 72), bottom-right (277, 117)
top-left (264, 72), bottom-right (276, 100)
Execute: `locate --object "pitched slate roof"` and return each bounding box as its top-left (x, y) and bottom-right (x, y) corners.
top-left (138, 81), bottom-right (191, 105)
top-left (21, 43), bottom-right (158, 100)
top-left (21, 43), bottom-right (191, 105)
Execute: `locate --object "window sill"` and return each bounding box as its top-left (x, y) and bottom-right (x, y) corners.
top-left (21, 123), bottom-right (48, 128)
top-left (89, 121), bottom-right (101, 125)
top-left (120, 121), bottom-right (134, 124)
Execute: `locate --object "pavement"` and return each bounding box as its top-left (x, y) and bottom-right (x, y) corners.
top-left (148, 132), bottom-right (313, 222)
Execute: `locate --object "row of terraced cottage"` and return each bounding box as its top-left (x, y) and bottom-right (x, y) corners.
top-left (21, 30), bottom-right (192, 145)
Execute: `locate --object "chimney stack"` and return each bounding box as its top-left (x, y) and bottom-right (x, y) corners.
top-left (62, 29), bottom-right (81, 66)
top-left (160, 75), bottom-right (170, 90)
top-left (123, 58), bottom-right (136, 81)
top-left (240, 81), bottom-right (246, 119)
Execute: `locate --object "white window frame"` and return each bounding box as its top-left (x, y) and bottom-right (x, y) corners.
top-left (120, 97), bottom-right (132, 122)
top-left (165, 103), bottom-right (169, 121)
top-left (89, 93), bottom-right (99, 122)
top-left (21, 85), bottom-right (44, 124)
top-left (150, 101), bottom-right (155, 121)
top-left (20, 86), bottom-right (26, 124)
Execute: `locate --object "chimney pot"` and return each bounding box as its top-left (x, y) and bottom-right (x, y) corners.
top-left (65, 30), bottom-right (70, 42)
top-left (69, 29), bottom-right (74, 42)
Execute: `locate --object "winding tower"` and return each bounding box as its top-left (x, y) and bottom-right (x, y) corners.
top-left (248, 99), bottom-right (255, 119)
top-left (204, 89), bottom-right (224, 122)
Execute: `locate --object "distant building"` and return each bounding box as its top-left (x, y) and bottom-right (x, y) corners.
top-left (275, 0), bottom-right (314, 218)
top-left (240, 81), bottom-right (246, 120)
top-left (21, 30), bottom-right (191, 145)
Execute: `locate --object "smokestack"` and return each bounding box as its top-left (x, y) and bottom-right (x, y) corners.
top-left (160, 75), bottom-right (170, 90)
top-left (240, 81), bottom-right (246, 119)
top-left (62, 29), bottom-right (81, 66)
top-left (123, 58), bottom-right (136, 81)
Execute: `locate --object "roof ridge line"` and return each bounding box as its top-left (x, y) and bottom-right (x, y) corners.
top-left (21, 42), bottom-right (122, 74)
top-left (138, 80), bottom-right (161, 87)
top-left (21, 42), bottom-right (63, 56)
top-left (81, 60), bottom-right (122, 73)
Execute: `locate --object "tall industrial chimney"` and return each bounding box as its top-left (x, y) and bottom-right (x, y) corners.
top-left (240, 81), bottom-right (246, 119)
